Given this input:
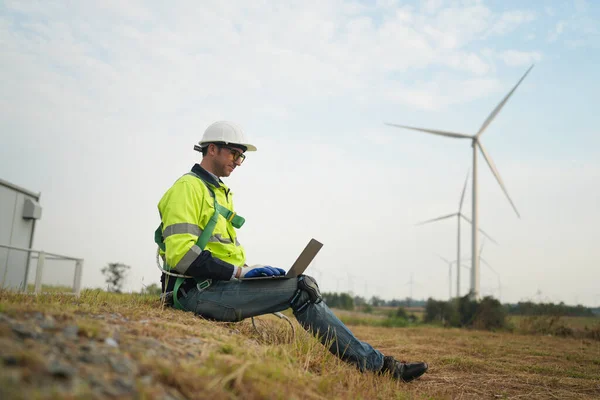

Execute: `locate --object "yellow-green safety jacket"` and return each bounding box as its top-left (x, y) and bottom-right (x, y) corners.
top-left (156, 164), bottom-right (246, 291)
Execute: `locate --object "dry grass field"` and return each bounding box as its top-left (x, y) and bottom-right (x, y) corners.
top-left (1, 289), bottom-right (599, 399)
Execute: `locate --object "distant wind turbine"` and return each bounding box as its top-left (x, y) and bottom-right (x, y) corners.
top-left (477, 240), bottom-right (502, 302)
top-left (404, 273), bottom-right (421, 304)
top-left (436, 255), bottom-right (454, 300)
top-left (418, 169), bottom-right (497, 297)
top-left (311, 261), bottom-right (323, 282)
top-left (452, 259), bottom-right (472, 298)
top-left (534, 289), bottom-right (543, 303)
top-left (346, 271), bottom-right (356, 295)
top-left (386, 65), bottom-right (533, 299)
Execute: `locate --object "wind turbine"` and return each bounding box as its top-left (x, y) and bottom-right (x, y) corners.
top-left (534, 289), bottom-right (543, 304)
top-left (439, 256), bottom-right (472, 300)
top-left (404, 273), bottom-right (421, 306)
top-left (346, 271), bottom-right (356, 296)
top-left (418, 169), bottom-right (497, 297)
top-left (436, 255), bottom-right (454, 300)
top-left (477, 240), bottom-right (502, 302)
top-left (479, 258), bottom-right (501, 301)
top-left (453, 260), bottom-right (472, 298)
top-left (386, 65), bottom-right (533, 299)
top-left (311, 260), bottom-right (323, 282)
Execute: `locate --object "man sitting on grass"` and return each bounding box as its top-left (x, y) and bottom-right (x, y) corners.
top-left (155, 121), bottom-right (428, 382)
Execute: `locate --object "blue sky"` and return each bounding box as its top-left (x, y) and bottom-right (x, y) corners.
top-left (1, 0), bottom-right (599, 306)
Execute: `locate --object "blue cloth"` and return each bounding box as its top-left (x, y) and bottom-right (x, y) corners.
top-left (177, 277), bottom-right (384, 372)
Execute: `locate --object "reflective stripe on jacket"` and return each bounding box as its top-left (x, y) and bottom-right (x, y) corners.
top-left (157, 164), bottom-right (246, 275)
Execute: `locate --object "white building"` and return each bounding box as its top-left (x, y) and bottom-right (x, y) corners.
top-left (0, 178), bottom-right (42, 290)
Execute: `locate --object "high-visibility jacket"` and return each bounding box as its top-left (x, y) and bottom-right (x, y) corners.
top-left (157, 164), bottom-right (246, 280)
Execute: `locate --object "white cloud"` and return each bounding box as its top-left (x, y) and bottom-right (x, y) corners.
top-left (382, 75), bottom-right (501, 111)
top-left (546, 2), bottom-right (599, 47)
top-left (444, 52), bottom-right (490, 75)
top-left (421, 0), bottom-right (446, 15)
top-left (252, 105), bottom-right (290, 120)
top-left (499, 50), bottom-right (542, 67)
top-left (489, 10), bottom-right (537, 35)
top-left (0, 0), bottom-right (542, 122)
top-left (548, 20), bottom-right (566, 42)
top-left (573, 0), bottom-right (589, 13)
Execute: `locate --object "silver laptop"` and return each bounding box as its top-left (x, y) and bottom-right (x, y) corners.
top-left (240, 238), bottom-right (323, 280)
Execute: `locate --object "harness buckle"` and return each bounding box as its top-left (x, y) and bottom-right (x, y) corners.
top-left (197, 279), bottom-right (212, 291)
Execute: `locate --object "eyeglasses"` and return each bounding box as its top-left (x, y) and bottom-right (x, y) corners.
top-left (218, 145), bottom-right (246, 164)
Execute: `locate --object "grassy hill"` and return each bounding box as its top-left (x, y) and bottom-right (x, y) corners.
top-left (1, 289), bottom-right (599, 399)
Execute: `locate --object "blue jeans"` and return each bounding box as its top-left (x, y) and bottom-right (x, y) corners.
top-left (177, 277), bottom-right (384, 372)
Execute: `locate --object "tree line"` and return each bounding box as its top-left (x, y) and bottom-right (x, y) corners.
top-left (505, 301), bottom-right (595, 317)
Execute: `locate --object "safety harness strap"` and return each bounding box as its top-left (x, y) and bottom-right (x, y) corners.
top-left (185, 172), bottom-right (245, 229)
top-left (156, 171), bottom-right (245, 310)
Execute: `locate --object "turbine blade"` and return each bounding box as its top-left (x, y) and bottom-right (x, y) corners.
top-left (385, 123), bottom-right (473, 139)
top-left (416, 213), bottom-right (457, 226)
top-left (475, 64), bottom-right (534, 138)
top-left (458, 169), bottom-right (470, 212)
top-left (479, 257), bottom-right (498, 274)
top-left (436, 253), bottom-right (451, 264)
top-left (460, 214), bottom-right (499, 244)
top-left (477, 142), bottom-right (521, 218)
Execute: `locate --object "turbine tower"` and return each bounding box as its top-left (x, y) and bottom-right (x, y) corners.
top-left (386, 65), bottom-right (533, 299)
top-left (417, 169), bottom-right (496, 297)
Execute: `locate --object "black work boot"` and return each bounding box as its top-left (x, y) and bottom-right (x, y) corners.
top-left (380, 356), bottom-right (428, 382)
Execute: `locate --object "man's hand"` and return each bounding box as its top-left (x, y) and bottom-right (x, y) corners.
top-left (239, 264), bottom-right (286, 278)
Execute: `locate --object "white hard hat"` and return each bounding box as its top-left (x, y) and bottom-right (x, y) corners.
top-left (194, 121), bottom-right (257, 152)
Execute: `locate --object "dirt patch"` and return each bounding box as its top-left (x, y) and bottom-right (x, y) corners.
top-left (0, 311), bottom-right (203, 399)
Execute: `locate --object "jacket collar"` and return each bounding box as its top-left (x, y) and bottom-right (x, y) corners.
top-left (191, 164), bottom-right (221, 187)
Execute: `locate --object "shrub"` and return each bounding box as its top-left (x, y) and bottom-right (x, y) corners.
top-left (457, 295), bottom-right (479, 326)
top-left (517, 315), bottom-right (573, 337)
top-left (584, 325), bottom-right (600, 341)
top-left (101, 262), bottom-right (131, 293)
top-left (424, 298), bottom-right (459, 326)
top-left (142, 283), bottom-right (162, 296)
top-left (425, 295), bottom-right (507, 331)
top-left (395, 307), bottom-right (408, 319)
top-left (322, 292), bottom-right (355, 310)
top-left (471, 296), bottom-right (507, 331)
